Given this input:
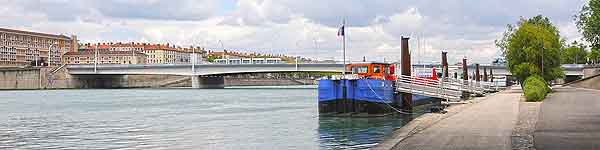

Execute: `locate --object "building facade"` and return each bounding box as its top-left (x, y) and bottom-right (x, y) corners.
top-left (81, 43), bottom-right (204, 64)
top-left (62, 50), bottom-right (146, 65)
top-left (0, 28), bottom-right (77, 67)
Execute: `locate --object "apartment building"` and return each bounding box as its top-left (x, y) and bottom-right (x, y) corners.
top-left (62, 50), bottom-right (146, 65)
top-left (80, 43), bottom-right (204, 64)
top-left (0, 27), bottom-right (77, 67)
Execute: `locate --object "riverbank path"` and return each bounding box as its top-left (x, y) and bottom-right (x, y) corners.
top-left (534, 87), bottom-right (600, 150)
top-left (392, 87), bottom-right (521, 150)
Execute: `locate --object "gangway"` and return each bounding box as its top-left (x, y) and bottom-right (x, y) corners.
top-left (395, 75), bottom-right (499, 101)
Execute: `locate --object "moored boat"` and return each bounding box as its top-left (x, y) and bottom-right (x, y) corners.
top-left (318, 62), bottom-right (438, 116)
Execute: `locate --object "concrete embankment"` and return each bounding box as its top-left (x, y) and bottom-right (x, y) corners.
top-left (566, 73), bottom-right (600, 90)
top-left (0, 67), bottom-right (316, 90)
top-left (0, 68), bottom-right (44, 90)
top-left (376, 87), bottom-right (521, 150)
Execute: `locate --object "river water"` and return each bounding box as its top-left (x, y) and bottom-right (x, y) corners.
top-left (0, 86), bottom-right (416, 150)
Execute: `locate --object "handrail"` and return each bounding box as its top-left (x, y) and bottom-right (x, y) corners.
top-left (395, 74), bottom-right (501, 101)
top-left (395, 75), bottom-right (462, 101)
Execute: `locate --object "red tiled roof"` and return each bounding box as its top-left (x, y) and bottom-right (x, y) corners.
top-left (0, 27), bottom-right (71, 39)
top-left (64, 50), bottom-right (145, 56)
top-left (81, 42), bottom-right (181, 51)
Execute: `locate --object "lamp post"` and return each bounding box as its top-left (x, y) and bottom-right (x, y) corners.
top-left (192, 46), bottom-right (195, 74)
top-left (94, 44), bottom-right (98, 73)
top-left (541, 42), bottom-right (544, 78)
top-left (48, 44), bottom-right (55, 66)
top-left (34, 50), bottom-right (38, 67)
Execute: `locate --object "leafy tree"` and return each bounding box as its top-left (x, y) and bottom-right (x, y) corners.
top-left (561, 41), bottom-right (588, 64)
top-left (206, 55), bottom-right (222, 62)
top-left (576, 0), bottom-right (600, 49)
top-left (589, 48), bottom-right (600, 63)
top-left (496, 15), bottom-right (564, 83)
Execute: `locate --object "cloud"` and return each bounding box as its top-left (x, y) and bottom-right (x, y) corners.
top-left (0, 0), bottom-right (589, 64)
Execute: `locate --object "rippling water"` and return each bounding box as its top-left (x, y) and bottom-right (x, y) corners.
top-left (0, 86), bottom-right (415, 150)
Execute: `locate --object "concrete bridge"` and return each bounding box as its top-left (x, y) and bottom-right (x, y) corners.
top-left (67, 64), bottom-right (344, 76)
top-left (66, 63), bottom-right (592, 76)
top-left (66, 63), bottom-right (344, 88)
top-left (64, 63), bottom-right (596, 89)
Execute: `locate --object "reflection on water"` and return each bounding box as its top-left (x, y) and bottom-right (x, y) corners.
top-left (318, 116), bottom-right (414, 149)
top-left (0, 88), bottom-right (420, 150)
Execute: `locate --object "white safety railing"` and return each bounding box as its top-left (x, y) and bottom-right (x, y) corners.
top-left (395, 75), bottom-right (462, 102)
top-left (395, 75), bottom-right (501, 102)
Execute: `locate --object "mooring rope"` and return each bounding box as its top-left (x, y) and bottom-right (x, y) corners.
top-left (365, 79), bottom-right (416, 115)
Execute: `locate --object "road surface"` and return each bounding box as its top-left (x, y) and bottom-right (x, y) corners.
top-left (534, 87), bottom-right (600, 150)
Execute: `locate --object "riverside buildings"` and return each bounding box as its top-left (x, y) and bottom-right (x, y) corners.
top-left (62, 50), bottom-right (147, 65)
top-left (76, 42), bottom-right (205, 65)
top-left (0, 27), bottom-right (77, 67)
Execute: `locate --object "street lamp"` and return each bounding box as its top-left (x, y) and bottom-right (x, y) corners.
top-left (94, 44), bottom-right (98, 73)
top-left (48, 44), bottom-right (55, 66)
top-left (191, 46), bottom-right (195, 74)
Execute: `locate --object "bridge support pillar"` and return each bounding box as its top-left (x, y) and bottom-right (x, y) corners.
top-left (191, 76), bottom-right (225, 89)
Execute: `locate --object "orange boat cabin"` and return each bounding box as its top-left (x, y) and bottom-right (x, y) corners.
top-left (346, 63), bottom-right (396, 80)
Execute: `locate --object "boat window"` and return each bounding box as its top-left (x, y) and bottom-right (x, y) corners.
top-left (352, 66), bottom-right (369, 73)
top-left (373, 66), bottom-right (381, 73)
top-left (384, 66), bottom-right (389, 74)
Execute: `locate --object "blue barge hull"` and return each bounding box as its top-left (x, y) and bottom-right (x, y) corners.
top-left (318, 79), bottom-right (434, 115)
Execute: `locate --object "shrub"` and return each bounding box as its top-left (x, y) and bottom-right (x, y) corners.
top-left (523, 75), bottom-right (549, 102)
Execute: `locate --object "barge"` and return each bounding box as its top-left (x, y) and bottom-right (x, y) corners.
top-left (318, 62), bottom-right (439, 116)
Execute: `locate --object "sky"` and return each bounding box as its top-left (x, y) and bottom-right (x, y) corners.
top-left (0, 0), bottom-right (589, 64)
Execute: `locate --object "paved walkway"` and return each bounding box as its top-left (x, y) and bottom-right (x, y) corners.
top-left (393, 87), bottom-right (521, 150)
top-left (534, 87), bottom-right (600, 150)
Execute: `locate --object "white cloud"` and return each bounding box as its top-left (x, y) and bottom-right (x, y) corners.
top-left (0, 0), bottom-right (589, 64)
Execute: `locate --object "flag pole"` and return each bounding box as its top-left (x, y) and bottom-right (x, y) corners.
top-left (342, 18), bottom-right (346, 76)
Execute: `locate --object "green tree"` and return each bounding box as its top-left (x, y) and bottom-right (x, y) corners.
top-left (576, 0), bottom-right (600, 64)
top-left (496, 15), bottom-right (564, 83)
top-left (561, 41), bottom-right (588, 64)
top-left (589, 48), bottom-right (600, 63)
top-left (576, 0), bottom-right (600, 49)
top-left (206, 55), bottom-right (222, 62)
